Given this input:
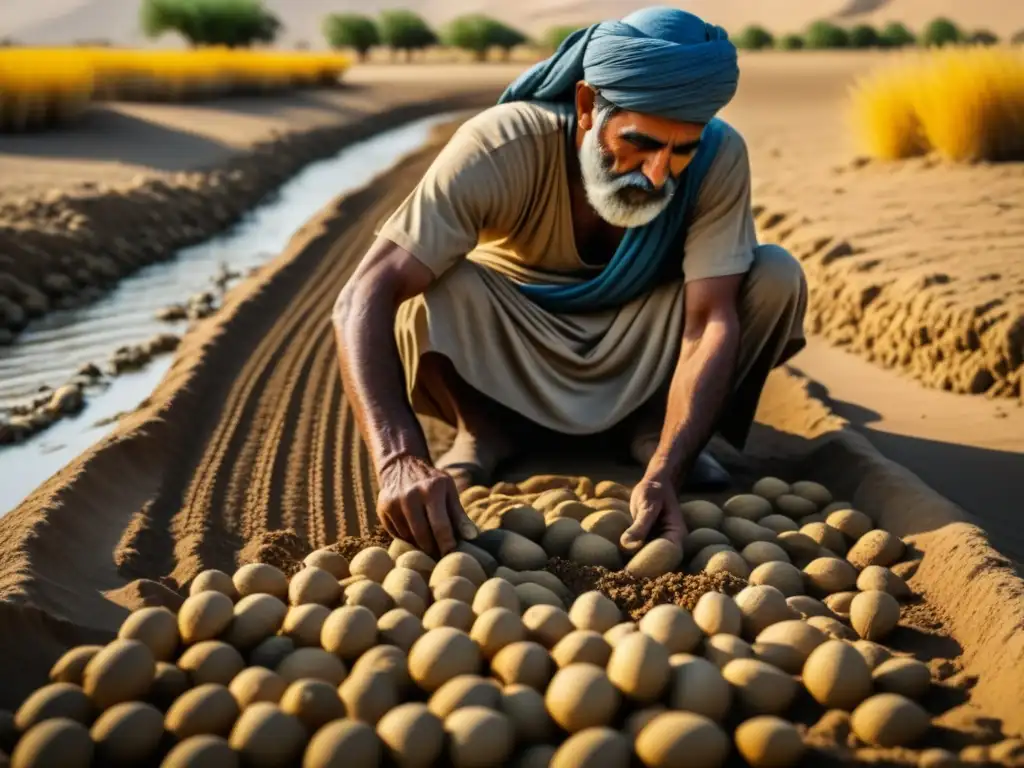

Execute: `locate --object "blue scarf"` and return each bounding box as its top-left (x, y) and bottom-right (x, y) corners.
top-left (497, 6), bottom-right (739, 313)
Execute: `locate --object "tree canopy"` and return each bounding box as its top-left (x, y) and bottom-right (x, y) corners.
top-left (141, 0), bottom-right (281, 47)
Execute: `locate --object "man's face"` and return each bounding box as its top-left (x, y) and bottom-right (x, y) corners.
top-left (578, 97), bottom-right (705, 229)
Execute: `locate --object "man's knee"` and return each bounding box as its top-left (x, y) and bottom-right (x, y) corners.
top-left (745, 244), bottom-right (806, 310)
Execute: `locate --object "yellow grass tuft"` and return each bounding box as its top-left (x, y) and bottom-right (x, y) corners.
top-left (0, 48), bottom-right (352, 132)
top-left (849, 46), bottom-right (1024, 163)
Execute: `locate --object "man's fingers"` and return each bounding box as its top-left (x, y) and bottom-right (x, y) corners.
top-left (401, 496), bottom-right (436, 554)
top-left (658, 493), bottom-right (686, 548)
top-left (424, 484), bottom-right (457, 555)
top-left (621, 494), bottom-right (659, 552)
top-left (446, 484), bottom-right (480, 543)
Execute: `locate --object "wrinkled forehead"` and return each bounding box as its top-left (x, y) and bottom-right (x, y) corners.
top-left (602, 106), bottom-right (706, 145)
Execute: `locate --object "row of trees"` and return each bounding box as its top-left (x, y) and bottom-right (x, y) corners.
top-left (734, 18), bottom-right (1003, 51)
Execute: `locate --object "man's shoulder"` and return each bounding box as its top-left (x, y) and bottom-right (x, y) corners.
top-left (454, 100), bottom-right (572, 152)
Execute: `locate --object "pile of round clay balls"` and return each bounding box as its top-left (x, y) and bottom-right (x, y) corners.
top-left (4, 476), bottom-right (932, 768)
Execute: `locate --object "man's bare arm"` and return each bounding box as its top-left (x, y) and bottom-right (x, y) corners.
top-left (332, 236), bottom-right (476, 554)
top-left (622, 274), bottom-right (743, 548)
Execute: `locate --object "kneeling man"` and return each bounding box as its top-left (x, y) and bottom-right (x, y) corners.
top-left (333, 7), bottom-right (807, 556)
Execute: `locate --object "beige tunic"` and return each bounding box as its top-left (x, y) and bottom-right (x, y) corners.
top-left (377, 100), bottom-right (760, 436)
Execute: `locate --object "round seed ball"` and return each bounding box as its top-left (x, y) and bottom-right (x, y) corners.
top-left (149, 662), bottom-right (190, 709)
top-left (722, 659), bottom-right (797, 715)
top-left (759, 515), bottom-right (799, 534)
top-left (551, 630), bottom-right (612, 668)
top-left (872, 658), bottom-right (931, 699)
top-left (582, 510), bottom-right (633, 543)
top-left (734, 586), bottom-right (795, 638)
top-left (541, 518), bottom-right (585, 558)
top-left (826, 509), bottom-right (873, 541)
top-left (289, 566), bottom-right (341, 607)
top-left (501, 684), bottom-right (555, 744)
top-left (430, 553), bottom-right (486, 589)
top-left (90, 701), bottom-right (164, 766)
top-left (568, 533), bottom-right (623, 570)
top-left (680, 500), bottom-right (725, 530)
top-left (667, 654), bottom-right (731, 721)
top-left (279, 679), bottom-right (344, 732)
top-left (224, 594), bottom-right (288, 651)
top-left (823, 592), bottom-right (856, 618)
top-left (742, 542), bottom-right (791, 568)
top-left (721, 518), bottom-right (776, 548)
top-left (520, 571), bottom-right (574, 604)
top-left (82, 639), bottom-right (155, 710)
top-left (12, 718), bottom-right (93, 768)
top-left (806, 615), bottom-right (857, 641)
top-left (803, 640), bottom-right (873, 710)
top-left (340, 668), bottom-right (400, 725)
top-left (281, 603), bottom-right (330, 647)
top-left (395, 550), bottom-right (436, 580)
top-left (428, 675), bottom-right (501, 718)
top-left (704, 634), bottom-right (753, 669)
top-left (491, 641), bottom-right (552, 689)
top-left (752, 477), bottom-right (790, 501)
top-left (276, 648), bottom-right (348, 686)
top-left (551, 727), bottom-right (631, 768)
top-left (918, 748), bottom-right (960, 767)
top-left (305, 719), bottom-right (380, 767)
top-left (639, 604), bottom-right (701, 654)
top-left (304, 549), bottom-right (350, 579)
top-left (162, 734), bottom-right (238, 767)
top-left (569, 592), bottom-right (622, 634)
top-left (801, 523), bottom-right (848, 556)
top-left (850, 590), bottom-right (901, 641)
top-left (423, 598), bottom-right (475, 632)
top-left (178, 641), bottom-right (246, 686)
top-left (549, 500), bottom-right (593, 522)
top-left (49, 646), bottom-right (103, 686)
top-left (432, 576), bottom-right (477, 605)
top-left (118, 606), bottom-right (179, 662)
top-left (515, 583), bottom-right (564, 611)
top-left (605, 622), bottom-right (638, 647)
top-left (545, 664), bottom-right (620, 732)
top-left (15, 683), bottom-right (92, 730)
top-left (791, 481), bottom-right (832, 507)
top-left (749, 562), bottom-right (804, 597)
top-left (165, 684), bottom-right (239, 739)
top-left (178, 591), bottom-right (234, 645)
top-left (351, 645), bottom-right (410, 692)
top-left (847, 530), bottom-right (905, 569)
top-left (607, 632), bottom-right (670, 703)
top-left (408, 627), bottom-right (481, 692)
top-left (725, 494), bottom-right (773, 521)
top-left (382, 567), bottom-right (430, 604)
top-left (471, 607), bottom-right (526, 659)
top-left (693, 592), bottom-right (742, 637)
top-left (249, 636), bottom-right (294, 670)
top-left (852, 640), bottom-right (893, 670)
top-left (321, 605), bottom-right (378, 660)
top-left (634, 712), bottom-right (729, 768)
top-left (704, 550), bottom-right (751, 579)
top-left (850, 693), bottom-right (930, 747)
top-left (501, 505), bottom-right (547, 542)
top-left (229, 666), bottom-right (287, 708)
top-left (343, 580), bottom-right (394, 618)
top-left (445, 706), bottom-right (515, 768)
top-left (752, 620), bottom-right (828, 674)
top-left (857, 566), bottom-right (911, 600)
top-left (378, 608), bottom-right (424, 653)
top-left (376, 702), bottom-right (444, 768)
top-left (190, 570), bottom-right (238, 600)
top-left (625, 539), bottom-right (684, 579)
top-left (803, 558), bottom-right (858, 597)
top-left (786, 596), bottom-right (833, 620)
top-left (624, 706), bottom-right (668, 742)
top-left (350, 547), bottom-right (394, 583)
top-left (776, 495), bottom-right (817, 519)
top-left (734, 715), bottom-right (805, 768)
top-left (228, 702), bottom-right (306, 767)
top-left (775, 532), bottom-right (821, 563)
top-left (388, 538), bottom-right (419, 560)
top-left (683, 529), bottom-right (731, 560)
top-left (233, 563), bottom-right (288, 601)
top-left (522, 604), bottom-right (574, 649)
top-left (472, 578), bottom-right (520, 615)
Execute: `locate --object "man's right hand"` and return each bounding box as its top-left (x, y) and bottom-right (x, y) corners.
top-left (376, 454), bottom-right (479, 556)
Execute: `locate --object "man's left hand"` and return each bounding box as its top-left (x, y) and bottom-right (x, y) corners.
top-left (620, 471), bottom-right (687, 551)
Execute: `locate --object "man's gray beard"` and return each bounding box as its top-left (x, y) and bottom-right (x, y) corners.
top-left (578, 110), bottom-right (678, 230)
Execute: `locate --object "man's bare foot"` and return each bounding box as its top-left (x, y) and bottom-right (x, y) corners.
top-left (437, 429), bottom-right (516, 493)
top-left (629, 433), bottom-right (732, 491)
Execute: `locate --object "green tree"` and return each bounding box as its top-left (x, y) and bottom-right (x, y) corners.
top-left (776, 33), bottom-right (804, 50)
top-left (735, 25), bottom-right (774, 50)
top-left (967, 29), bottom-right (999, 45)
top-left (443, 15), bottom-right (525, 61)
top-left (490, 20), bottom-right (528, 59)
top-left (921, 17), bottom-right (962, 46)
top-left (323, 13), bottom-right (380, 60)
top-left (141, 0), bottom-right (281, 47)
top-left (378, 10), bottom-right (436, 60)
top-left (879, 21), bottom-right (916, 47)
top-left (804, 21), bottom-right (849, 49)
top-left (543, 25), bottom-right (582, 52)
top-left (849, 24), bottom-right (881, 48)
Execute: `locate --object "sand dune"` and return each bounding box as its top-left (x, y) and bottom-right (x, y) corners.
top-left (4, 0), bottom-right (1023, 47)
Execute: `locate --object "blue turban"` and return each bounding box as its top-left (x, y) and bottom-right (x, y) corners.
top-left (500, 6), bottom-right (739, 123)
